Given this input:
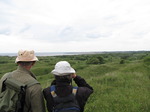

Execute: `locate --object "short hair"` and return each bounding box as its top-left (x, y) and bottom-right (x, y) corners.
top-left (17, 61), bottom-right (35, 67)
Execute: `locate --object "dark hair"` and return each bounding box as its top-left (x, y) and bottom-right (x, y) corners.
top-left (17, 61), bottom-right (35, 67)
top-left (55, 74), bottom-right (72, 81)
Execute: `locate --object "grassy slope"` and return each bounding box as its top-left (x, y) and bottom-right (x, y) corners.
top-left (83, 61), bottom-right (150, 112)
top-left (37, 60), bottom-right (150, 112)
top-left (0, 54), bottom-right (150, 112)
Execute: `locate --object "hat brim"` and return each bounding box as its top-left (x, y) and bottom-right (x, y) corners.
top-left (15, 56), bottom-right (39, 63)
top-left (51, 68), bottom-right (75, 76)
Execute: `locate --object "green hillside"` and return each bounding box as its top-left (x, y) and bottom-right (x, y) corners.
top-left (0, 51), bottom-right (150, 112)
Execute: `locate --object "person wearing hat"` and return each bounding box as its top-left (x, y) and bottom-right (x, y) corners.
top-left (0, 50), bottom-right (46, 112)
top-left (43, 61), bottom-right (93, 112)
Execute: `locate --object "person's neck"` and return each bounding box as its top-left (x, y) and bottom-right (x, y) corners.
top-left (20, 65), bottom-right (31, 70)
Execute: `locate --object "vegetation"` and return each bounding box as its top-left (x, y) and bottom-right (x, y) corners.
top-left (0, 51), bottom-right (150, 112)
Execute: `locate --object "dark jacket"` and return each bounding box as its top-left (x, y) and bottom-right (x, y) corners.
top-left (43, 76), bottom-right (93, 112)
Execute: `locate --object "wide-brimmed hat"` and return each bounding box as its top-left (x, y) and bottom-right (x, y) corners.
top-left (15, 50), bottom-right (38, 63)
top-left (51, 61), bottom-right (75, 76)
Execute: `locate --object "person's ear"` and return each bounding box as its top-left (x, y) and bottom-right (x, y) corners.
top-left (31, 61), bottom-right (36, 66)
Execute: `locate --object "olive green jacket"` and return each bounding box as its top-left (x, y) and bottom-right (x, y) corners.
top-left (0, 66), bottom-right (46, 112)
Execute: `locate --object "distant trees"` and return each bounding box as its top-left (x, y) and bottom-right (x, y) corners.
top-left (87, 56), bottom-right (105, 64)
top-left (0, 56), bottom-right (14, 64)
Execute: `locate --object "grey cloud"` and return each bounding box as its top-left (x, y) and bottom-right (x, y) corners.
top-left (86, 33), bottom-right (101, 38)
top-left (32, 25), bottom-right (112, 43)
top-left (103, 15), bottom-right (117, 20)
top-left (19, 25), bottom-right (31, 33)
top-left (58, 27), bottom-right (76, 41)
top-left (26, 25), bottom-right (89, 43)
top-left (0, 28), bottom-right (11, 35)
top-left (0, 0), bottom-right (12, 5)
top-left (133, 31), bottom-right (149, 38)
top-left (86, 32), bottom-right (112, 39)
top-left (0, 14), bottom-right (13, 25)
top-left (87, 34), bottom-right (101, 38)
top-left (60, 27), bottom-right (73, 35)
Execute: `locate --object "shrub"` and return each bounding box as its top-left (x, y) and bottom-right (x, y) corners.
top-left (97, 56), bottom-right (105, 64)
top-left (87, 57), bottom-right (100, 64)
top-left (120, 59), bottom-right (125, 64)
top-left (143, 57), bottom-right (150, 66)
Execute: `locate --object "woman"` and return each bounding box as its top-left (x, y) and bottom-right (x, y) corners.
top-left (43, 61), bottom-right (93, 112)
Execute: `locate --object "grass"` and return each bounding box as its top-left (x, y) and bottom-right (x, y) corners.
top-left (0, 52), bottom-right (150, 112)
top-left (84, 61), bottom-right (150, 112)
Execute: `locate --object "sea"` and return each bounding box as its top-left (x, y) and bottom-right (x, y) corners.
top-left (0, 52), bottom-right (103, 56)
top-left (1, 51), bottom-right (145, 56)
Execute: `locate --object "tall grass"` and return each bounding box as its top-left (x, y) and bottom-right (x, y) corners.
top-left (0, 52), bottom-right (150, 112)
top-left (84, 61), bottom-right (150, 112)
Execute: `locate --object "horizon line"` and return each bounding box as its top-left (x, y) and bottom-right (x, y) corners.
top-left (0, 50), bottom-right (150, 54)
top-left (0, 50), bottom-right (150, 57)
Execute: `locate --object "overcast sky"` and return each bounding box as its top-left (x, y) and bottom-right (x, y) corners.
top-left (0, 0), bottom-right (150, 53)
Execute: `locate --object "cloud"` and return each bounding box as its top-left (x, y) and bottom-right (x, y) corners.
top-left (0, 28), bottom-right (11, 35)
top-left (0, 0), bottom-right (150, 53)
top-left (19, 25), bottom-right (31, 33)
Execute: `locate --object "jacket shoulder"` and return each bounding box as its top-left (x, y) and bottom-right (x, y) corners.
top-left (0, 72), bottom-right (11, 81)
top-left (77, 86), bottom-right (93, 98)
top-left (43, 86), bottom-right (51, 94)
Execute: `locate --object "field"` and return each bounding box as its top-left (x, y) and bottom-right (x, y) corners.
top-left (0, 51), bottom-right (150, 112)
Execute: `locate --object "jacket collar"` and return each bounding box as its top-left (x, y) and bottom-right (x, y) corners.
top-left (17, 66), bottom-right (36, 79)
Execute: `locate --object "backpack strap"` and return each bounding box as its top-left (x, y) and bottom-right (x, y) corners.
top-left (1, 72), bottom-right (39, 92)
top-left (4, 78), bottom-right (26, 92)
top-left (50, 85), bottom-right (78, 97)
top-left (25, 80), bottom-right (40, 88)
top-left (50, 85), bottom-right (57, 97)
top-left (1, 72), bottom-right (13, 92)
top-left (3, 77), bottom-right (39, 93)
top-left (72, 87), bottom-right (78, 96)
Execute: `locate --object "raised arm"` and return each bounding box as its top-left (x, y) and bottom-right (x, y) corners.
top-left (72, 74), bottom-right (93, 91)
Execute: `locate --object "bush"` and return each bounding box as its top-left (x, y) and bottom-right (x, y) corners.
top-left (87, 58), bottom-right (100, 64)
top-left (143, 57), bottom-right (150, 66)
top-left (87, 56), bottom-right (105, 64)
top-left (97, 56), bottom-right (105, 64)
top-left (120, 59), bottom-right (125, 64)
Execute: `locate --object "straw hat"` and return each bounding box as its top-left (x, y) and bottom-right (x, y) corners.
top-left (51, 61), bottom-right (75, 76)
top-left (15, 50), bottom-right (38, 63)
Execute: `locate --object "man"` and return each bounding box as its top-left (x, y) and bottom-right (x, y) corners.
top-left (0, 50), bottom-right (46, 112)
top-left (43, 61), bottom-right (93, 112)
